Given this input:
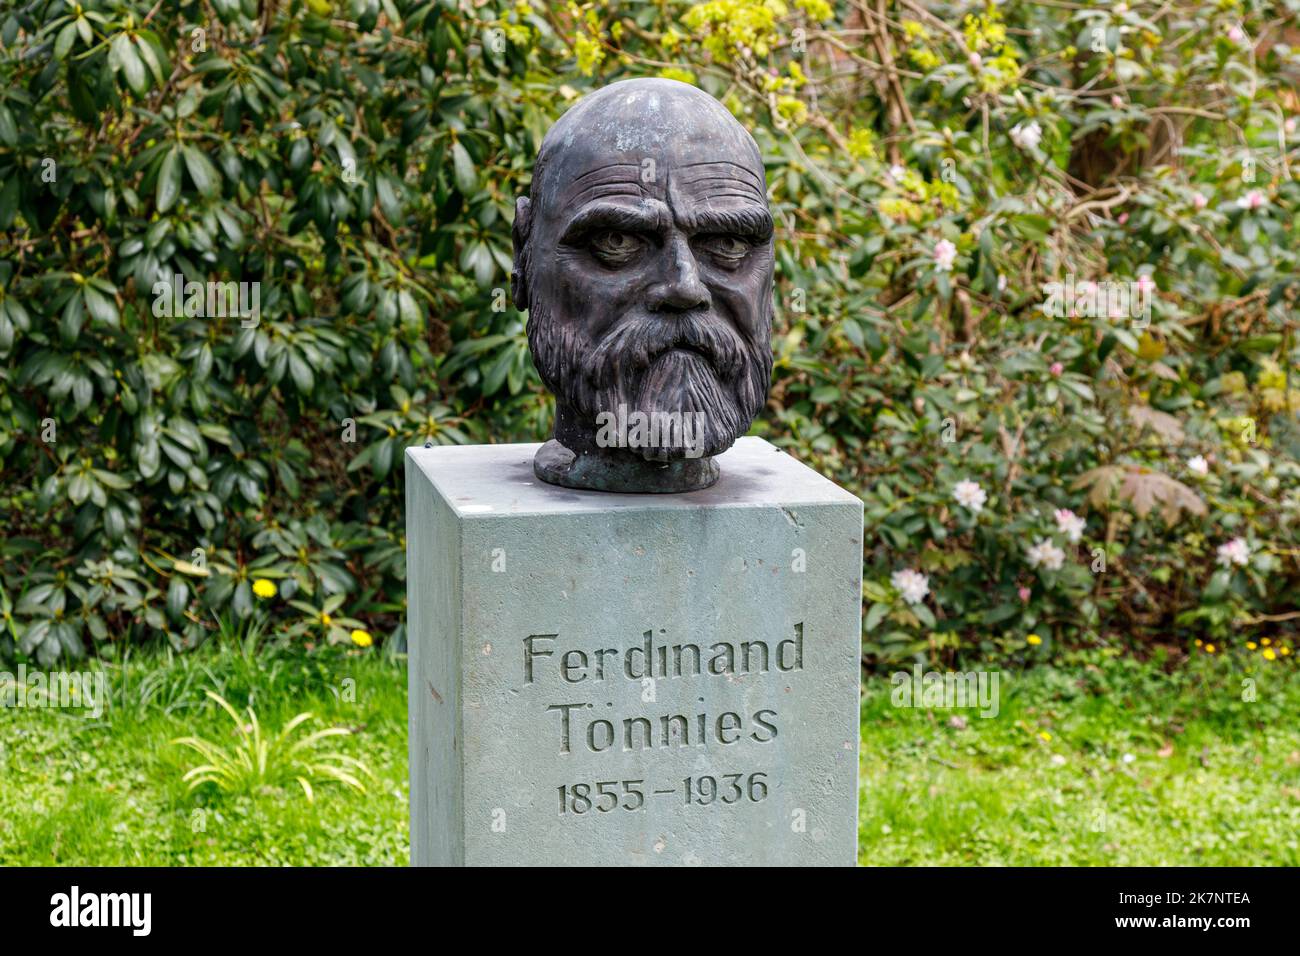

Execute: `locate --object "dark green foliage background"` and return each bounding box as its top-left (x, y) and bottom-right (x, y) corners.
top-left (2, 0), bottom-right (1299, 667)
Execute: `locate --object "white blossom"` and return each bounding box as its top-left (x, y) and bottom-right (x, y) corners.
top-left (890, 569), bottom-right (931, 605)
top-left (933, 239), bottom-right (957, 272)
top-left (1053, 508), bottom-right (1086, 544)
top-left (1026, 538), bottom-right (1066, 571)
top-left (1236, 190), bottom-right (1267, 210)
top-left (1216, 537), bottom-right (1250, 568)
top-left (1010, 120), bottom-right (1043, 151)
top-left (1187, 455), bottom-right (1209, 477)
top-left (952, 479), bottom-right (987, 513)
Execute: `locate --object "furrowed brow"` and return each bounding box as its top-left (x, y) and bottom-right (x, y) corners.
top-left (560, 202), bottom-right (665, 242)
top-left (692, 206), bottom-right (773, 241)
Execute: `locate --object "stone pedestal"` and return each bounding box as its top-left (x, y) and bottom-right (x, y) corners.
top-left (405, 437), bottom-right (862, 866)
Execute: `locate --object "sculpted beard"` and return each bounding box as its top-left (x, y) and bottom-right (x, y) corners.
top-left (527, 299), bottom-right (773, 461)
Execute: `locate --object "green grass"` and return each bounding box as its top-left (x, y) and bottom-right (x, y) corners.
top-left (2, 642), bottom-right (1296, 865)
top-left (0, 641), bottom-right (409, 865)
top-left (858, 651), bottom-right (1300, 865)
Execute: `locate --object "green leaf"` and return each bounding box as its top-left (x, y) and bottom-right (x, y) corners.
top-left (288, 352), bottom-right (315, 393)
top-left (451, 140), bottom-right (476, 193)
top-left (82, 285), bottom-right (120, 327)
top-left (112, 33), bottom-right (147, 94)
top-left (157, 147), bottom-right (181, 212)
top-left (54, 22), bottom-right (77, 60)
top-left (182, 145), bottom-right (220, 196)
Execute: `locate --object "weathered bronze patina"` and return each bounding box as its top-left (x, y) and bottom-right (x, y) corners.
top-left (512, 78), bottom-right (775, 492)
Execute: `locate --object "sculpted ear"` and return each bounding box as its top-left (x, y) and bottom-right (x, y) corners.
top-left (511, 196), bottom-right (532, 311)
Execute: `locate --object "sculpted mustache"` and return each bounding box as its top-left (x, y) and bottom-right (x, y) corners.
top-left (587, 313), bottom-right (746, 390)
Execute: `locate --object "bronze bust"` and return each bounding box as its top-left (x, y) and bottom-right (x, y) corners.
top-left (512, 78), bottom-right (775, 493)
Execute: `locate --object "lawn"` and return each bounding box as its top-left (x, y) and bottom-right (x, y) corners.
top-left (1, 642), bottom-right (1296, 865)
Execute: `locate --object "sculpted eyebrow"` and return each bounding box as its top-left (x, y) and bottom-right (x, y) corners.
top-left (693, 206), bottom-right (773, 241)
top-left (561, 203), bottom-right (664, 242)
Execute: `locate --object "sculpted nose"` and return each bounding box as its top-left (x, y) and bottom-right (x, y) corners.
top-left (648, 234), bottom-right (709, 313)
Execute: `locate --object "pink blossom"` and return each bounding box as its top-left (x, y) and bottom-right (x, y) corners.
top-left (1216, 537), bottom-right (1251, 568)
top-left (1018, 586), bottom-right (1031, 602)
top-left (1191, 192), bottom-right (1208, 209)
top-left (1237, 190), bottom-right (1267, 211)
top-left (933, 239), bottom-right (958, 272)
top-left (1049, 362), bottom-right (1064, 376)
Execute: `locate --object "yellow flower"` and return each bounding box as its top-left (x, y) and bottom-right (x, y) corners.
top-left (1038, 731), bottom-right (1052, 742)
top-left (321, 612), bottom-right (333, 625)
top-left (1281, 646), bottom-right (1291, 656)
top-left (252, 579), bottom-right (277, 599)
top-left (1205, 643), bottom-right (1216, 654)
top-left (1261, 638), bottom-right (1271, 646)
top-left (351, 629), bottom-right (373, 648)
top-left (657, 67), bottom-right (697, 85)
top-left (1246, 641), bottom-right (1257, 650)
top-left (1263, 648), bottom-right (1276, 661)
top-left (1026, 634), bottom-right (1042, 646)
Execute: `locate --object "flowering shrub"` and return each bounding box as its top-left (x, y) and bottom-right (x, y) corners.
top-left (0, 1), bottom-right (1297, 667)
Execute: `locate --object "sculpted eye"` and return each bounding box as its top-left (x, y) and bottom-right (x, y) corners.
top-left (696, 234), bottom-right (751, 264)
top-left (588, 230), bottom-right (644, 266)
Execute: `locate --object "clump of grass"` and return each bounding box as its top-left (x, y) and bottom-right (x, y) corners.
top-left (173, 690), bottom-right (373, 802)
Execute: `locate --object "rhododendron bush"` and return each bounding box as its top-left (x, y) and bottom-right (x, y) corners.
top-left (1, 0), bottom-right (1297, 667)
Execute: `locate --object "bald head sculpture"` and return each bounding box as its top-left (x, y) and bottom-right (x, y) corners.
top-left (513, 78), bottom-right (775, 492)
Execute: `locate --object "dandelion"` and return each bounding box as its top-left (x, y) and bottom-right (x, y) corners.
top-left (1010, 120), bottom-right (1042, 150)
top-left (952, 479), bottom-right (987, 513)
top-left (890, 569), bottom-right (930, 605)
top-left (1261, 638), bottom-right (1271, 646)
top-left (1281, 646), bottom-right (1292, 656)
top-left (351, 629), bottom-right (373, 648)
top-left (1026, 538), bottom-right (1066, 571)
top-left (1026, 634), bottom-right (1042, 646)
top-left (1187, 455), bottom-right (1209, 477)
top-left (1053, 508), bottom-right (1086, 543)
top-left (252, 579), bottom-right (277, 599)
top-left (321, 612), bottom-right (333, 626)
top-left (933, 239), bottom-right (958, 272)
top-left (1205, 643), bottom-right (1216, 654)
top-left (1038, 731), bottom-right (1052, 742)
top-left (1215, 537), bottom-right (1251, 568)
top-left (1246, 641), bottom-right (1257, 650)
top-left (1263, 648), bottom-right (1276, 661)
top-left (1236, 190), bottom-right (1267, 211)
